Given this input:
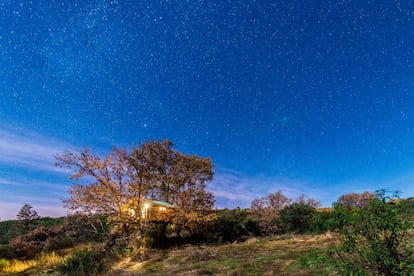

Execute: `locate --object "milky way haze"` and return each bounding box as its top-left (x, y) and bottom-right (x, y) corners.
top-left (1, 1), bottom-right (413, 219)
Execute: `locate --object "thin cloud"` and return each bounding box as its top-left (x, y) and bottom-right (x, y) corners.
top-left (0, 124), bottom-right (76, 220)
top-left (0, 178), bottom-right (25, 186)
top-left (0, 202), bottom-right (66, 221)
top-left (210, 169), bottom-right (414, 210)
top-left (210, 169), bottom-right (320, 209)
top-left (0, 124), bottom-right (73, 173)
top-left (0, 176), bottom-right (68, 192)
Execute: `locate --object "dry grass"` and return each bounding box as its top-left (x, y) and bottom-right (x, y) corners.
top-left (0, 251), bottom-right (66, 275)
top-left (108, 233), bottom-right (339, 275)
top-left (0, 259), bottom-right (37, 274)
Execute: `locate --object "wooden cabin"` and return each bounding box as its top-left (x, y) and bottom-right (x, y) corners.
top-left (126, 199), bottom-right (175, 222)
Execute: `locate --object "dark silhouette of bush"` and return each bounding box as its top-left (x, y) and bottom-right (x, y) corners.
top-left (58, 246), bottom-right (107, 275)
top-left (279, 203), bottom-right (316, 234)
top-left (0, 220), bottom-right (18, 244)
top-left (8, 227), bottom-right (51, 258)
top-left (57, 213), bottom-right (109, 243)
top-left (209, 208), bottom-right (260, 242)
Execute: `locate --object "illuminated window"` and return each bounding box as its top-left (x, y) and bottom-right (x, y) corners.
top-left (142, 203), bottom-right (150, 218)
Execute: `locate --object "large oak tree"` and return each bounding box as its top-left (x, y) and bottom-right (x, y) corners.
top-left (56, 139), bottom-right (216, 235)
top-left (128, 140), bottom-right (216, 236)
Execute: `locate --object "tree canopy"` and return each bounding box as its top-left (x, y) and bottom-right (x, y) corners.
top-left (250, 190), bottom-right (291, 235)
top-left (336, 191), bottom-right (375, 210)
top-left (55, 139), bottom-right (216, 234)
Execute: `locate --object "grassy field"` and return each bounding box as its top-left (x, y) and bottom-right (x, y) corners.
top-left (1, 230), bottom-right (412, 275)
top-left (108, 233), bottom-right (339, 275)
top-left (0, 232), bottom-right (339, 275)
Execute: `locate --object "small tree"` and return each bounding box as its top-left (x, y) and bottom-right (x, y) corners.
top-left (334, 190), bottom-right (414, 275)
top-left (336, 191), bottom-right (375, 210)
top-left (251, 190), bottom-right (291, 235)
top-left (17, 204), bottom-right (40, 230)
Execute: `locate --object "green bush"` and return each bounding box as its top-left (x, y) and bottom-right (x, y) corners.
top-left (58, 247), bottom-right (106, 275)
top-left (334, 190), bottom-right (414, 275)
top-left (309, 209), bottom-right (336, 233)
top-left (210, 209), bottom-right (260, 242)
top-left (35, 217), bottom-right (65, 229)
top-left (0, 244), bottom-right (14, 259)
top-left (45, 236), bottom-right (76, 251)
top-left (0, 220), bottom-right (18, 244)
top-left (279, 203), bottom-right (316, 234)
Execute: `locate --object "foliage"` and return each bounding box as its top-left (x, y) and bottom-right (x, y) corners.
top-left (58, 246), bottom-right (107, 275)
top-left (5, 213), bottom-right (108, 259)
top-left (56, 139), bottom-right (216, 240)
top-left (128, 140), bottom-right (216, 237)
top-left (59, 213), bottom-right (109, 242)
top-left (56, 147), bottom-right (132, 225)
top-left (279, 202), bottom-right (316, 233)
top-left (16, 204), bottom-right (40, 231)
top-left (333, 190), bottom-right (414, 275)
top-left (210, 208), bottom-right (260, 242)
top-left (309, 208), bottom-right (337, 233)
top-left (336, 191), bottom-right (375, 210)
top-left (0, 220), bottom-right (17, 244)
top-left (36, 216), bottom-right (65, 228)
top-left (8, 226), bottom-right (51, 258)
top-left (251, 190), bottom-right (291, 235)
top-left (0, 217), bottom-right (64, 246)
top-left (295, 194), bottom-right (321, 208)
top-left (0, 244), bottom-right (13, 259)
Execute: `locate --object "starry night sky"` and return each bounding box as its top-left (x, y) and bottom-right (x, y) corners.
top-left (1, 1), bottom-right (414, 219)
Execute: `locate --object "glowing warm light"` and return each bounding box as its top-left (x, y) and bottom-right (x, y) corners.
top-left (159, 206), bottom-right (166, 211)
top-left (128, 208), bottom-right (136, 216)
top-left (143, 203), bottom-right (150, 209)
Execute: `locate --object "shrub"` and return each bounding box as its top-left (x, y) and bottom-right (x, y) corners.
top-left (210, 208), bottom-right (260, 242)
top-left (309, 208), bottom-right (336, 233)
top-left (8, 227), bottom-right (51, 258)
top-left (58, 246), bottom-right (107, 275)
top-left (0, 220), bottom-right (18, 244)
top-left (279, 202), bottom-right (316, 233)
top-left (334, 190), bottom-right (414, 275)
top-left (59, 213), bottom-right (109, 243)
top-left (0, 244), bottom-right (14, 259)
top-left (251, 191), bottom-right (291, 235)
top-left (45, 236), bottom-right (76, 251)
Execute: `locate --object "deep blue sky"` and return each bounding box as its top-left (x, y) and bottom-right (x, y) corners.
top-left (1, 1), bottom-right (414, 219)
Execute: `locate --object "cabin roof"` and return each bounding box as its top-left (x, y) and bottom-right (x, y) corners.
top-left (149, 200), bottom-right (175, 208)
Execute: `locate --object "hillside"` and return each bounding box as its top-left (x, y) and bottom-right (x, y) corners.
top-left (108, 233), bottom-right (338, 275)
